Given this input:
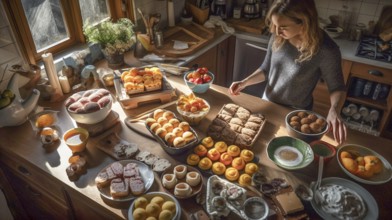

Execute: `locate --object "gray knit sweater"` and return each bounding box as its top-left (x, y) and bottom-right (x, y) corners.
top-left (260, 32), bottom-right (345, 109)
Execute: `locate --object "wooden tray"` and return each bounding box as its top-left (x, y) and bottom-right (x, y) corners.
top-left (226, 18), bottom-right (267, 35)
top-left (96, 132), bottom-right (139, 160)
top-left (154, 22), bottom-right (214, 57)
top-left (114, 70), bottom-right (176, 109)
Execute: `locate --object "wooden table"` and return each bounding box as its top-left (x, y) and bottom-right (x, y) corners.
top-left (1, 74), bottom-right (391, 219)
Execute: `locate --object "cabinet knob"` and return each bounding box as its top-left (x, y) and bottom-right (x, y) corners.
top-left (368, 70), bottom-right (383, 77)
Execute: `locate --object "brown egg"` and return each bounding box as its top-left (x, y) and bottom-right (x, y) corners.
top-left (297, 111), bottom-right (308, 118)
top-left (309, 122), bottom-right (322, 133)
top-left (300, 124), bottom-right (311, 134)
top-left (290, 121), bottom-right (301, 131)
top-left (307, 114), bottom-right (318, 122)
top-left (300, 117), bottom-right (312, 125)
top-left (315, 118), bottom-right (327, 128)
top-left (290, 115), bottom-right (301, 122)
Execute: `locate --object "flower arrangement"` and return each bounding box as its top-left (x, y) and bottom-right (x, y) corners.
top-left (83, 18), bottom-right (135, 57)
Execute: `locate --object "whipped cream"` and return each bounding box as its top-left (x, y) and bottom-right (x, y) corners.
top-left (318, 184), bottom-right (367, 220)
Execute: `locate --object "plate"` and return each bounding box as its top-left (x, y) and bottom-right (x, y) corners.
top-left (337, 144), bottom-right (392, 184)
top-left (161, 165), bottom-right (203, 199)
top-left (310, 177), bottom-right (378, 220)
top-left (97, 160), bottom-right (154, 202)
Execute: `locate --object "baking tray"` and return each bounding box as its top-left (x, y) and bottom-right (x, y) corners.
top-left (207, 103), bottom-right (266, 148)
top-left (114, 69), bottom-right (175, 109)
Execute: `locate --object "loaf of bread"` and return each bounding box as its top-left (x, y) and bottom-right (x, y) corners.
top-left (207, 104), bottom-right (265, 148)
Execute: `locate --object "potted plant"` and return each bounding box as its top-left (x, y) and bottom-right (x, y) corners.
top-left (83, 18), bottom-right (135, 67)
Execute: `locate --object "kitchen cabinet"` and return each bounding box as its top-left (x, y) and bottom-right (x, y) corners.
top-left (186, 36), bottom-right (235, 87)
top-left (340, 61), bottom-right (392, 139)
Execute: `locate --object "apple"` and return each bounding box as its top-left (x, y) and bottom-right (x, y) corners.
top-left (194, 78), bottom-right (203, 84)
top-left (202, 74), bottom-right (212, 83)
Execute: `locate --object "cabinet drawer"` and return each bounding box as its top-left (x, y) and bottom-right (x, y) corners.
top-left (351, 62), bottom-right (392, 83)
top-left (0, 153), bottom-right (66, 203)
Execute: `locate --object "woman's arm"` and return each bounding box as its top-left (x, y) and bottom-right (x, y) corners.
top-left (327, 90), bottom-right (347, 144)
top-left (229, 68), bottom-right (266, 95)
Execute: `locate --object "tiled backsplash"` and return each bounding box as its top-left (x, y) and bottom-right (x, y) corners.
top-left (315, 0), bottom-right (391, 28)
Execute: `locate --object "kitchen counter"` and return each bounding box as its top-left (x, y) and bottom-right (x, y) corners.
top-left (1, 74), bottom-right (392, 219)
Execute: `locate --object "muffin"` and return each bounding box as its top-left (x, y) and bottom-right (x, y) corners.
top-left (186, 153), bottom-right (200, 166)
top-left (198, 157), bottom-right (212, 170)
top-left (212, 162), bottom-right (226, 175)
top-left (214, 141), bottom-right (228, 153)
top-left (201, 136), bottom-right (214, 148)
top-left (238, 173), bottom-right (252, 186)
top-left (231, 157), bottom-right (246, 170)
top-left (240, 149), bottom-right (254, 162)
top-left (207, 148), bottom-right (221, 161)
top-left (244, 163), bottom-right (259, 175)
top-left (193, 144), bottom-right (207, 157)
top-left (227, 145), bottom-right (241, 157)
top-left (220, 152), bottom-right (233, 166)
top-left (225, 167), bottom-right (240, 181)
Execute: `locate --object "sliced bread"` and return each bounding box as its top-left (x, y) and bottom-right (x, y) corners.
top-left (110, 178), bottom-right (129, 198)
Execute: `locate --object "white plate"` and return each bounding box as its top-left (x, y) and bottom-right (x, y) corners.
top-left (337, 144), bottom-right (392, 185)
top-left (97, 160), bottom-right (154, 202)
top-left (310, 177), bottom-right (378, 220)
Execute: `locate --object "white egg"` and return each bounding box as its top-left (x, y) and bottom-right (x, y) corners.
top-left (274, 146), bottom-right (304, 166)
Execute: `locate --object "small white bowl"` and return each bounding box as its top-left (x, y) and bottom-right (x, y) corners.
top-left (243, 197), bottom-right (269, 220)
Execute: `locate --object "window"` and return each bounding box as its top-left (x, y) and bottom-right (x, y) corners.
top-left (2, 0), bottom-right (133, 64)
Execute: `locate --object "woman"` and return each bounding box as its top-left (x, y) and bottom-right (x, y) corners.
top-left (229, 0), bottom-right (346, 144)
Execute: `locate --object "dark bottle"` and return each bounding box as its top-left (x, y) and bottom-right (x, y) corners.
top-left (352, 78), bottom-right (365, 97)
top-left (378, 85), bottom-right (390, 100)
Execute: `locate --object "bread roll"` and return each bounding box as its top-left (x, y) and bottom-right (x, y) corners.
top-left (173, 137), bottom-right (186, 148)
top-left (110, 178), bottom-right (129, 198)
top-left (182, 131), bottom-right (195, 143)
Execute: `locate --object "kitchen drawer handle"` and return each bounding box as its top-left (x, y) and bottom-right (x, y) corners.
top-left (245, 43), bottom-right (268, 51)
top-left (368, 70), bottom-right (383, 77)
top-left (26, 185), bottom-right (41, 196)
top-left (18, 166), bottom-right (31, 176)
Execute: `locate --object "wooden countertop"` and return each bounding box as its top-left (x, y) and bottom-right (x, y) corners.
top-left (1, 75), bottom-right (392, 219)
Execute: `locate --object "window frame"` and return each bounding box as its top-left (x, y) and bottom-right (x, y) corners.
top-left (1, 0), bottom-right (134, 64)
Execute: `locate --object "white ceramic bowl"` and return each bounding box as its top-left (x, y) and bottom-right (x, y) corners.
top-left (337, 144), bottom-right (392, 185)
top-left (243, 197), bottom-right (269, 220)
top-left (128, 191), bottom-right (181, 220)
top-left (285, 110), bottom-right (329, 143)
top-left (176, 99), bottom-right (210, 125)
top-left (66, 89), bottom-right (112, 124)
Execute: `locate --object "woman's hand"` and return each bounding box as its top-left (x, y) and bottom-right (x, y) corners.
top-left (327, 106), bottom-right (347, 145)
top-left (229, 81), bottom-right (246, 95)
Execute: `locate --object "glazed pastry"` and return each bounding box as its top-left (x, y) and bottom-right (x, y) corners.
top-left (168, 118), bottom-right (180, 128)
top-left (150, 123), bottom-right (161, 133)
top-left (201, 136), bottom-right (214, 148)
top-left (238, 173), bottom-right (252, 186)
top-left (231, 157), bottom-right (246, 170)
top-left (155, 127), bottom-right (167, 139)
top-left (164, 133), bottom-right (176, 146)
top-left (174, 182), bottom-right (192, 197)
top-left (244, 162), bottom-right (259, 175)
top-left (240, 149), bottom-right (254, 162)
top-left (172, 127), bottom-right (184, 137)
top-left (178, 121), bottom-right (190, 132)
top-left (153, 109), bottom-right (165, 120)
top-left (157, 116), bottom-right (168, 126)
top-left (220, 152), bottom-right (233, 166)
top-left (186, 153), bottom-right (200, 166)
top-left (198, 157), bottom-right (212, 170)
top-left (163, 111), bottom-right (175, 120)
top-left (214, 141), bottom-right (228, 153)
top-left (162, 173), bottom-right (177, 189)
top-left (173, 137), bottom-right (186, 148)
top-left (227, 145), bottom-right (241, 157)
top-left (162, 123), bottom-right (174, 133)
top-left (182, 131), bottom-right (195, 143)
top-left (193, 144), bottom-right (208, 157)
top-left (207, 148), bottom-right (221, 161)
top-left (225, 167), bottom-right (240, 181)
top-left (186, 171), bottom-right (201, 186)
top-left (212, 162), bottom-right (226, 175)
top-left (174, 165), bottom-right (187, 179)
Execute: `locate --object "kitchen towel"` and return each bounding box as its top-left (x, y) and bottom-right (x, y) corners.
top-left (204, 15), bottom-right (235, 34)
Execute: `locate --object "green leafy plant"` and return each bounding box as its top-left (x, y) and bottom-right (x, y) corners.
top-left (83, 18), bottom-right (135, 56)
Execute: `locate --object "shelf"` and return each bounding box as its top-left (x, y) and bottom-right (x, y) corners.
top-left (345, 120), bottom-right (380, 137)
top-left (346, 96), bottom-right (388, 110)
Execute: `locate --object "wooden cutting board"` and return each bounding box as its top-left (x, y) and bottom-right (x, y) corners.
top-left (226, 18), bottom-right (267, 35)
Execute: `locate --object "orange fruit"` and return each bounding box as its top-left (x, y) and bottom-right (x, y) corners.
top-left (340, 151), bottom-right (352, 160)
top-left (35, 114), bottom-right (55, 128)
top-left (341, 157), bottom-right (358, 174)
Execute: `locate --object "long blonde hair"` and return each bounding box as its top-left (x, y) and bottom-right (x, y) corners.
top-left (265, 0), bottom-right (322, 62)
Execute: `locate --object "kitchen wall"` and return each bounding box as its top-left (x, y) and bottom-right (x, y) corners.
top-left (315, 0), bottom-right (391, 28)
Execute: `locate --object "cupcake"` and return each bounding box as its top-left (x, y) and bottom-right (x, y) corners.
top-left (201, 136), bottom-right (214, 148)
top-left (198, 157), bottom-right (212, 170)
top-left (186, 171), bottom-right (201, 186)
top-left (214, 141), bottom-right (228, 153)
top-left (193, 144), bottom-right (207, 157)
top-left (238, 173), bottom-right (252, 186)
top-left (212, 162), bottom-right (226, 175)
top-left (225, 167), bottom-right (240, 181)
top-left (186, 154), bottom-right (200, 166)
top-left (240, 149), bottom-right (254, 162)
top-left (220, 153), bottom-right (233, 166)
top-left (244, 163), bottom-right (259, 175)
top-left (231, 157), bottom-right (246, 170)
top-left (207, 148), bottom-right (221, 161)
top-left (227, 145), bottom-right (241, 157)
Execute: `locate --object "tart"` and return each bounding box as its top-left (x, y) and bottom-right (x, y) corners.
top-left (201, 136), bottom-right (214, 148)
top-left (244, 162), bottom-right (259, 175)
top-left (186, 171), bottom-right (201, 186)
top-left (240, 149), bottom-right (254, 162)
top-left (198, 157), bottom-right (213, 170)
top-left (193, 144), bottom-right (208, 157)
top-left (207, 148), bottom-right (221, 161)
top-left (212, 162), bottom-right (226, 175)
top-left (186, 154), bottom-right (200, 166)
top-left (174, 165), bottom-right (187, 179)
top-left (225, 167), bottom-right (240, 181)
top-left (227, 145), bottom-right (241, 157)
top-left (220, 152), bottom-right (233, 166)
top-left (162, 173), bottom-right (177, 189)
top-left (238, 173), bottom-right (252, 186)
top-left (232, 157), bottom-right (246, 170)
top-left (214, 141), bottom-right (228, 153)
